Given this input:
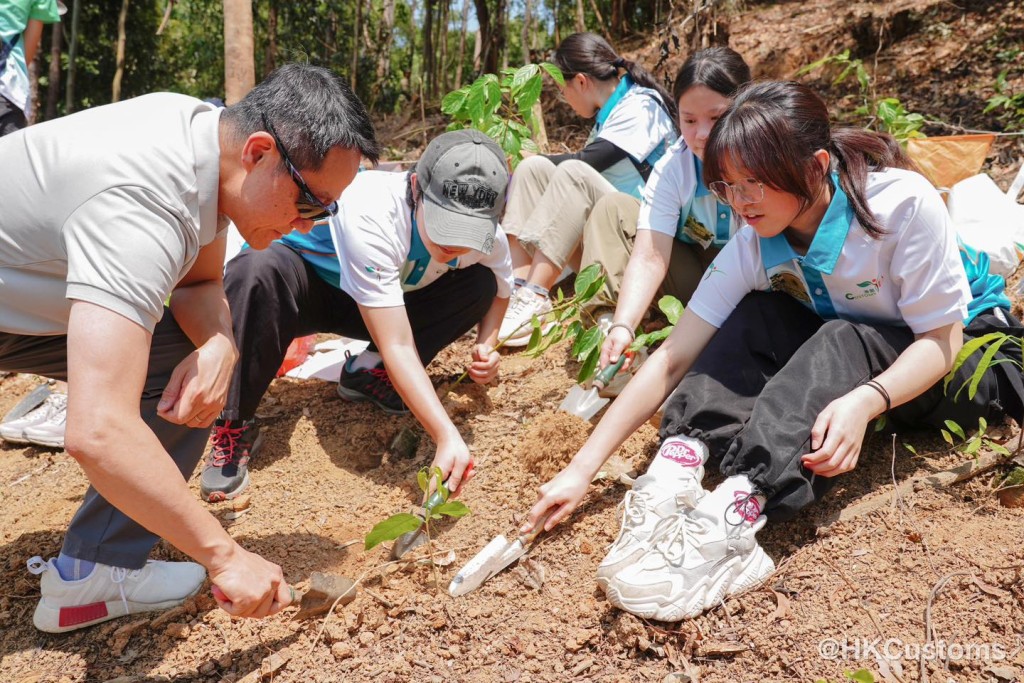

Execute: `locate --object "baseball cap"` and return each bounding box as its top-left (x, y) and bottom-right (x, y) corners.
top-left (417, 129), bottom-right (509, 255)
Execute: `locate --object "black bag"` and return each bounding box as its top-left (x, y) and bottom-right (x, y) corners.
top-left (0, 33), bottom-right (21, 75)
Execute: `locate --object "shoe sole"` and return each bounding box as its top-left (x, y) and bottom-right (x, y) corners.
top-left (22, 433), bottom-right (65, 449)
top-left (499, 321), bottom-right (555, 348)
top-left (605, 548), bottom-right (775, 622)
top-left (336, 384), bottom-right (409, 416)
top-left (32, 582), bottom-right (204, 634)
top-left (0, 432), bottom-right (32, 445)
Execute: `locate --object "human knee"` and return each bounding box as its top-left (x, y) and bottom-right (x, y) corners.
top-left (515, 154), bottom-right (555, 180)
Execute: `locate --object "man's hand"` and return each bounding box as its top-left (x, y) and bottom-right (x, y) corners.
top-left (157, 335), bottom-right (237, 427)
top-left (207, 543), bottom-right (294, 618)
top-left (468, 343), bottom-right (500, 384)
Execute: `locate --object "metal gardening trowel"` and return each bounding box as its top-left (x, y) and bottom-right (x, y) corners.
top-left (390, 484), bottom-right (448, 560)
top-left (559, 354), bottom-right (628, 421)
top-left (448, 512), bottom-right (552, 597)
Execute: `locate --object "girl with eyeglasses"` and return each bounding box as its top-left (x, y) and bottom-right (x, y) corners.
top-left (497, 32), bottom-right (678, 346)
top-left (581, 47), bottom-right (751, 369)
top-left (520, 80), bottom-right (1024, 622)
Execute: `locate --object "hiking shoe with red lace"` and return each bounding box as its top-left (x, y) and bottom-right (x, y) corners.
top-left (337, 358), bottom-right (409, 415)
top-left (199, 418), bottom-right (263, 502)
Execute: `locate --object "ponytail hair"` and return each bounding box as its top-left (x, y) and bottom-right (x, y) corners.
top-left (553, 32), bottom-right (678, 125)
top-left (703, 81), bottom-right (918, 238)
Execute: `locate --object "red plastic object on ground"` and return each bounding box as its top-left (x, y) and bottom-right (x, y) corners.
top-left (276, 335), bottom-right (317, 377)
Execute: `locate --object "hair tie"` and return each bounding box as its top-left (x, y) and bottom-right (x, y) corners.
top-left (613, 57), bottom-right (627, 69)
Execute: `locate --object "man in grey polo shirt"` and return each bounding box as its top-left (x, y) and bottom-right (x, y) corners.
top-left (0, 63), bottom-right (379, 632)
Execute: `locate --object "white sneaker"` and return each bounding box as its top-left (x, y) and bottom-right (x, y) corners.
top-left (22, 397), bottom-right (68, 449)
top-left (27, 556), bottom-right (206, 633)
top-left (498, 288), bottom-right (553, 347)
top-left (605, 494), bottom-right (775, 622)
top-left (596, 472), bottom-right (706, 591)
top-left (0, 394), bottom-right (67, 446)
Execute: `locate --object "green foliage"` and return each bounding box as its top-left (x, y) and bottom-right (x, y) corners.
top-left (1002, 466), bottom-right (1024, 488)
top-left (442, 62), bottom-right (564, 167)
top-left (364, 466), bottom-right (469, 550)
top-left (940, 416), bottom-right (1011, 457)
top-left (629, 295), bottom-right (684, 353)
top-left (798, 49), bottom-right (926, 145)
top-left (984, 70), bottom-right (1024, 131)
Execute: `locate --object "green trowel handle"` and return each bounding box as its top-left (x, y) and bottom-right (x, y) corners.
top-left (593, 354), bottom-right (628, 390)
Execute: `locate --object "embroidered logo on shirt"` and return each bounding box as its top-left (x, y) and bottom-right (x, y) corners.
top-left (365, 265), bottom-right (382, 282)
top-left (769, 271), bottom-right (811, 303)
top-left (442, 180), bottom-right (498, 210)
top-left (703, 263), bottom-right (724, 281)
top-left (845, 277), bottom-right (883, 300)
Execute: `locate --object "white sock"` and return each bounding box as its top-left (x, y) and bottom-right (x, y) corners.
top-left (645, 434), bottom-right (709, 480)
top-left (698, 475), bottom-right (767, 525)
top-left (350, 350), bottom-right (382, 371)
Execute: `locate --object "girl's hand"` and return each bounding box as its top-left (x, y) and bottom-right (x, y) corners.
top-left (468, 343), bottom-right (500, 384)
top-left (520, 465), bottom-right (591, 534)
top-left (599, 325), bottom-right (635, 371)
top-left (801, 386), bottom-right (883, 477)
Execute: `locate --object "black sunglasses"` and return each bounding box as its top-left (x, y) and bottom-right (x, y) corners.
top-left (260, 113), bottom-right (338, 220)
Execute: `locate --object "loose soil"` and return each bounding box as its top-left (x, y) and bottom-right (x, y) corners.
top-left (3, 1), bottom-right (1024, 681)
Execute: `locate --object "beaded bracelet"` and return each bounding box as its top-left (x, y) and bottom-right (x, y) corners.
top-left (607, 322), bottom-right (636, 342)
top-left (863, 379), bottom-right (891, 412)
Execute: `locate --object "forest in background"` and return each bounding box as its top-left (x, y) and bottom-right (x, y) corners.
top-left (26, 0), bottom-right (690, 123)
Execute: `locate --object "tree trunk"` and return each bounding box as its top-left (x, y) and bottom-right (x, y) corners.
top-left (370, 0), bottom-right (395, 108)
top-left (223, 0), bottom-right (255, 104)
top-left (422, 0), bottom-right (434, 97)
top-left (575, 0), bottom-right (585, 33)
top-left (111, 0), bottom-right (130, 103)
top-left (264, 0), bottom-right (277, 75)
top-left (471, 0), bottom-right (487, 72)
top-left (64, 0), bottom-right (81, 113)
top-left (351, 0), bottom-right (363, 89)
top-left (45, 20), bottom-right (61, 120)
top-left (438, 0), bottom-right (449, 94)
top-left (472, 29), bottom-right (481, 73)
top-left (27, 49), bottom-right (38, 124)
top-left (454, 0), bottom-right (469, 88)
top-left (521, 0), bottom-right (532, 63)
top-left (553, 0), bottom-right (560, 45)
top-left (586, 0), bottom-right (605, 34)
top-left (500, 0), bottom-right (509, 70)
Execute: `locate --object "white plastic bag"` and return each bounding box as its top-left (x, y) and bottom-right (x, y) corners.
top-left (947, 173), bottom-right (1024, 277)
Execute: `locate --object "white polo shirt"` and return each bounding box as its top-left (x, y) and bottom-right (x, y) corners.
top-left (589, 77), bottom-right (677, 198)
top-left (687, 168), bottom-right (972, 334)
top-left (0, 94), bottom-right (224, 335)
top-left (329, 171), bottom-right (514, 308)
top-left (637, 138), bottom-right (739, 249)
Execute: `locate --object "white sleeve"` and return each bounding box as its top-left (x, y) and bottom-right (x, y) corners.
top-left (597, 93), bottom-right (675, 162)
top-left (684, 228), bottom-right (768, 328)
top-left (887, 179), bottom-right (971, 333)
top-left (479, 227), bottom-right (515, 298)
top-left (638, 144), bottom-right (695, 237)
top-left (331, 204), bottom-right (407, 308)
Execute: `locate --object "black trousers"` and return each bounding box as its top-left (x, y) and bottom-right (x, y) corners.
top-left (0, 95), bottom-right (27, 137)
top-left (660, 292), bottom-right (1021, 521)
top-left (0, 315), bottom-right (210, 568)
top-left (222, 243), bottom-right (497, 421)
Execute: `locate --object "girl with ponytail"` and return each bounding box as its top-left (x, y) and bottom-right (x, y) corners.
top-left (497, 32), bottom-right (678, 346)
top-left (520, 81), bottom-right (1024, 622)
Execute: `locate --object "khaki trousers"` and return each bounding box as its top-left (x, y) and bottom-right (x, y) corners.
top-left (580, 192), bottom-right (720, 305)
top-left (502, 155), bottom-right (617, 269)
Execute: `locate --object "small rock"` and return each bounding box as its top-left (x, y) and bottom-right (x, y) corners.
top-left (377, 623), bottom-right (393, 637)
top-left (358, 631), bottom-right (375, 646)
top-left (988, 666), bottom-right (1018, 681)
top-left (164, 622), bottom-right (190, 639)
top-left (198, 660), bottom-right (217, 676)
top-left (331, 642), bottom-right (355, 661)
top-left (579, 540), bottom-right (593, 554)
top-left (217, 653), bottom-right (234, 669)
top-left (231, 495), bottom-right (251, 512)
top-left (663, 673), bottom-right (692, 683)
top-left (432, 615), bottom-right (447, 630)
top-left (345, 610), bottom-right (362, 633)
top-left (323, 622), bottom-right (348, 643)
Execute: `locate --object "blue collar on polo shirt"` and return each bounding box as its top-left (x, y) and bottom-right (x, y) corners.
top-left (693, 156), bottom-right (711, 197)
top-left (759, 174), bottom-right (853, 274)
top-left (595, 74), bottom-right (634, 130)
top-left (405, 213), bottom-right (458, 286)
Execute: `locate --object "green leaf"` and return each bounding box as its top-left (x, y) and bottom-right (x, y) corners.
top-left (962, 335), bottom-right (1007, 401)
top-left (540, 61), bottom-right (564, 86)
top-left (903, 443), bottom-right (918, 455)
top-left (516, 76), bottom-right (543, 115)
top-left (572, 324), bottom-right (603, 360)
top-left (658, 295), bottom-right (685, 325)
top-left (873, 414), bottom-right (887, 432)
top-left (845, 670), bottom-right (875, 683)
top-left (964, 437), bottom-right (982, 454)
top-left (433, 500), bottom-right (471, 518)
top-left (577, 345), bottom-right (600, 383)
top-left (944, 420), bottom-right (966, 440)
top-left (631, 326), bottom-right (673, 350)
top-left (991, 442), bottom-right (1011, 456)
top-left (365, 513), bottom-right (423, 550)
top-left (978, 416), bottom-right (988, 434)
top-left (945, 333), bottom-right (1004, 392)
top-left (941, 429), bottom-right (954, 445)
top-left (574, 263), bottom-right (603, 299)
top-left (511, 63), bottom-right (540, 92)
top-left (440, 87), bottom-right (470, 115)
top-left (417, 468), bottom-right (428, 494)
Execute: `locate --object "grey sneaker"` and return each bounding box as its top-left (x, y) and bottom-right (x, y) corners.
top-left (200, 419), bottom-right (263, 502)
top-left (337, 354), bottom-right (409, 415)
top-left (0, 394), bottom-right (67, 447)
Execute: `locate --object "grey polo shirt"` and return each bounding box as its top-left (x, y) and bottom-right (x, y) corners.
top-left (0, 93), bottom-right (225, 336)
